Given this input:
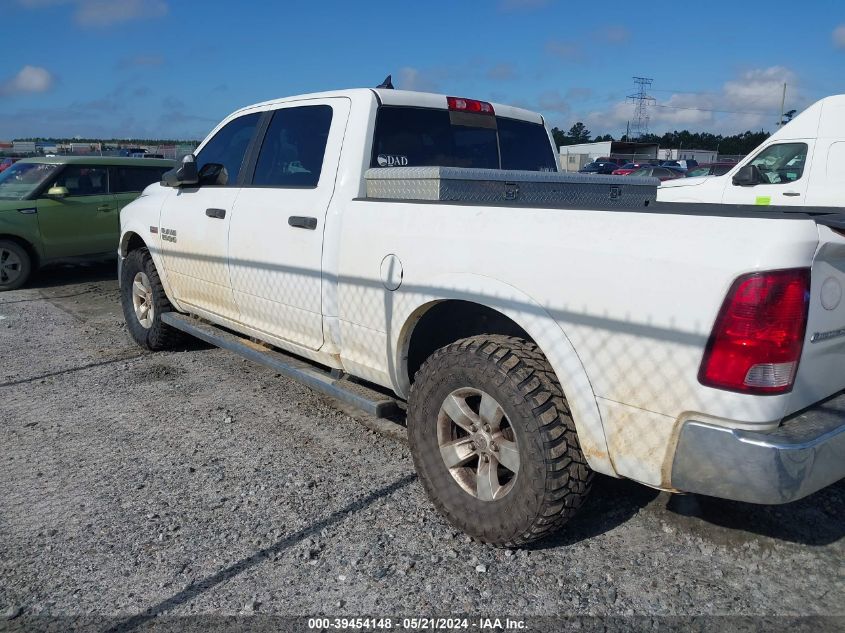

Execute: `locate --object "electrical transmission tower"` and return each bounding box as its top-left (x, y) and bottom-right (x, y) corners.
top-left (627, 77), bottom-right (655, 139)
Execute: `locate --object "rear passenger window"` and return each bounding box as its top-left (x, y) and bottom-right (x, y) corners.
top-left (252, 105), bottom-right (333, 187)
top-left (112, 167), bottom-right (169, 193)
top-left (195, 113), bottom-right (260, 186)
top-left (51, 165), bottom-right (108, 196)
top-left (498, 118), bottom-right (558, 171)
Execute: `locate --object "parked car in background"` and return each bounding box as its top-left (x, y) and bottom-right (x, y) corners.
top-left (594, 157), bottom-right (627, 166)
top-left (686, 163), bottom-right (735, 177)
top-left (579, 160), bottom-right (619, 174)
top-left (0, 156), bottom-right (175, 290)
top-left (0, 157), bottom-right (20, 173)
top-left (629, 166), bottom-right (686, 181)
top-left (612, 162), bottom-right (650, 175)
top-left (676, 159), bottom-right (699, 170)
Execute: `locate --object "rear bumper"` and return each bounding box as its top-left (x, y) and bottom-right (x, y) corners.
top-left (670, 391), bottom-right (845, 504)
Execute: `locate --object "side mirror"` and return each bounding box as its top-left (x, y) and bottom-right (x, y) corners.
top-left (162, 154), bottom-right (199, 187)
top-left (732, 164), bottom-right (764, 187)
top-left (46, 186), bottom-right (69, 198)
top-left (197, 162), bottom-right (228, 187)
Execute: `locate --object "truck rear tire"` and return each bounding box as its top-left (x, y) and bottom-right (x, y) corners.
top-left (0, 239), bottom-right (32, 292)
top-left (121, 247), bottom-right (184, 351)
top-left (407, 335), bottom-right (592, 546)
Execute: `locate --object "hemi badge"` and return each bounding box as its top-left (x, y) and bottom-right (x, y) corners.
top-left (810, 328), bottom-right (845, 343)
top-left (150, 226), bottom-right (159, 234)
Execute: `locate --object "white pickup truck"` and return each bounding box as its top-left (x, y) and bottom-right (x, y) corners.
top-left (119, 87), bottom-right (845, 546)
top-left (659, 94), bottom-right (845, 207)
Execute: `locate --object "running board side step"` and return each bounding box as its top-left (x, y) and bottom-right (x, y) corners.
top-left (161, 312), bottom-right (401, 418)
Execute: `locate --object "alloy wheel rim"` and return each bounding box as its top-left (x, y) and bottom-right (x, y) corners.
top-left (0, 248), bottom-right (22, 285)
top-left (437, 387), bottom-right (520, 501)
top-left (131, 272), bottom-right (154, 329)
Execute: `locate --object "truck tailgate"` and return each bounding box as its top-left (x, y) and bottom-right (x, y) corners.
top-left (791, 220), bottom-right (845, 413)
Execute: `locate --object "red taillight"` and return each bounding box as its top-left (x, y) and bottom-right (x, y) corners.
top-left (699, 268), bottom-right (810, 394)
top-left (447, 96), bottom-right (495, 115)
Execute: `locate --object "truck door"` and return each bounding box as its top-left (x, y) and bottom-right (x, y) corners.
top-left (721, 141), bottom-right (813, 207)
top-left (158, 112), bottom-right (260, 322)
top-left (228, 98), bottom-right (350, 350)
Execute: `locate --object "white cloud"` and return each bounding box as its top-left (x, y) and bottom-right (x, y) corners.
top-left (833, 24), bottom-right (845, 49)
top-left (396, 67), bottom-right (440, 93)
top-left (576, 67), bottom-right (803, 136)
top-left (723, 66), bottom-right (795, 111)
top-left (17, 0), bottom-right (168, 27)
top-left (0, 65), bottom-right (54, 97)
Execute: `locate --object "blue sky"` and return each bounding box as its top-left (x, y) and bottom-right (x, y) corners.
top-left (1, 0), bottom-right (843, 140)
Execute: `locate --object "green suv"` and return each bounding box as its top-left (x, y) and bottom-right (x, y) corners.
top-left (0, 156), bottom-right (175, 290)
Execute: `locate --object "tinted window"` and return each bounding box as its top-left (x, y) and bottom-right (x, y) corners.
top-left (252, 105), bottom-right (333, 187)
top-left (51, 165), bottom-right (108, 196)
top-left (749, 142), bottom-right (807, 184)
top-left (112, 166), bottom-right (170, 193)
top-left (371, 106), bottom-right (556, 171)
top-left (498, 118), bottom-right (557, 170)
top-left (195, 112), bottom-right (260, 186)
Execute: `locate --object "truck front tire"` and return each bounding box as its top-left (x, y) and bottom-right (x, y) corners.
top-left (0, 239), bottom-right (32, 291)
top-left (120, 248), bottom-right (183, 351)
top-left (408, 335), bottom-right (592, 546)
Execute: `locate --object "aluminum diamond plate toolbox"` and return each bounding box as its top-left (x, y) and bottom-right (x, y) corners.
top-left (365, 167), bottom-right (658, 207)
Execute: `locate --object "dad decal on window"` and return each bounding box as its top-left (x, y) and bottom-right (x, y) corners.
top-left (377, 154), bottom-right (409, 167)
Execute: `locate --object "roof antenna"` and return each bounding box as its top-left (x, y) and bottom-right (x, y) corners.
top-left (376, 75), bottom-right (394, 89)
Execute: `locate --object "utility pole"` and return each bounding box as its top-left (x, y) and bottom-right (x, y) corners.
top-left (627, 77), bottom-right (656, 140)
top-left (778, 83), bottom-right (787, 127)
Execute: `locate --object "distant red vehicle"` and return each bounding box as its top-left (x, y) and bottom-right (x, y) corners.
top-left (0, 157), bottom-right (20, 172)
top-left (629, 166), bottom-right (686, 182)
top-left (612, 162), bottom-right (650, 175)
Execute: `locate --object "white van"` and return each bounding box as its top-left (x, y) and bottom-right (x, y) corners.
top-left (658, 94), bottom-right (845, 207)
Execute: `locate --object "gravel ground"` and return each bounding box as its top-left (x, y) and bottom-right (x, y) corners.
top-left (0, 263), bottom-right (843, 632)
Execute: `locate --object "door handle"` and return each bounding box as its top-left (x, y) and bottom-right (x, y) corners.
top-left (205, 208), bottom-right (226, 219)
top-left (782, 191), bottom-right (801, 197)
top-left (288, 216), bottom-right (317, 230)
top-left (97, 204), bottom-right (115, 212)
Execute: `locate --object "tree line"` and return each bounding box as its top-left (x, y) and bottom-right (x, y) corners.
top-left (552, 123), bottom-right (771, 156)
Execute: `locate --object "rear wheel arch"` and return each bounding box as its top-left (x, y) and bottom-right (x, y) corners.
top-left (394, 291), bottom-right (616, 477)
top-left (402, 300), bottom-right (532, 386)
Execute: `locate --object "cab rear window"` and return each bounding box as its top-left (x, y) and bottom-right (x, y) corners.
top-left (371, 106), bottom-right (557, 172)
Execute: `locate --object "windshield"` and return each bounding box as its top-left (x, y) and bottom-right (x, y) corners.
top-left (0, 162), bottom-right (60, 200)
